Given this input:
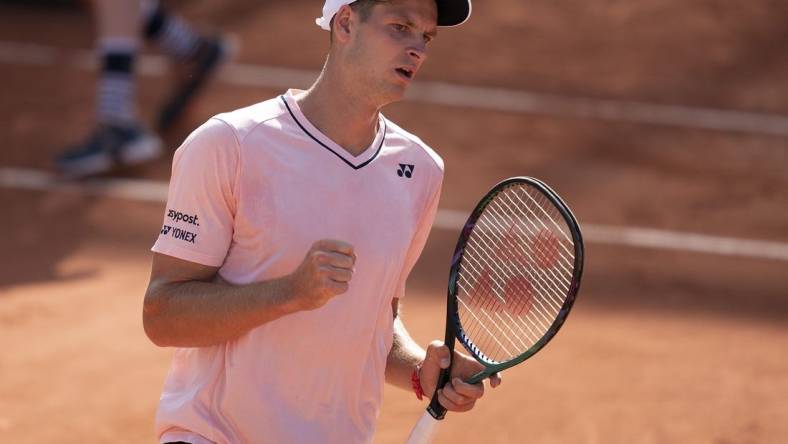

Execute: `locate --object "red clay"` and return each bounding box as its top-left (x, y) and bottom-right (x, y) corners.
top-left (1, 1), bottom-right (787, 443)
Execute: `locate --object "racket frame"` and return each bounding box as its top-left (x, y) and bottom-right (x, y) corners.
top-left (426, 176), bottom-right (584, 419)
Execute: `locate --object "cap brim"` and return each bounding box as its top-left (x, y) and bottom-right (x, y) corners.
top-left (436, 0), bottom-right (471, 27)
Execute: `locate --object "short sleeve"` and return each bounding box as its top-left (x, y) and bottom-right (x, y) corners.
top-left (151, 118), bottom-right (240, 267)
top-left (393, 170), bottom-right (443, 299)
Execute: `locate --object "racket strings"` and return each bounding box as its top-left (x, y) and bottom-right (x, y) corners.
top-left (458, 260), bottom-right (553, 342)
top-left (459, 254), bottom-right (556, 333)
top-left (461, 239), bottom-right (561, 312)
top-left (460, 229), bottom-right (566, 358)
top-left (507, 191), bottom-right (575, 274)
top-left (518, 191), bottom-right (576, 259)
top-left (484, 191), bottom-right (573, 288)
top-left (459, 237), bottom-right (557, 359)
top-left (457, 280), bottom-right (546, 349)
top-left (456, 184), bottom-right (577, 363)
top-left (457, 260), bottom-right (554, 336)
top-left (467, 196), bottom-right (570, 313)
top-left (466, 215), bottom-right (568, 307)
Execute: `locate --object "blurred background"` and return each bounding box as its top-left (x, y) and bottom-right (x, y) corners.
top-left (1, 0), bottom-right (786, 442)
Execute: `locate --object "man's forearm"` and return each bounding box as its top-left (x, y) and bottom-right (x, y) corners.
top-left (143, 276), bottom-right (296, 347)
top-left (385, 315), bottom-right (427, 391)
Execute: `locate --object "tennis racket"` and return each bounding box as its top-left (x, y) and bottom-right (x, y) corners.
top-left (405, 177), bottom-right (584, 444)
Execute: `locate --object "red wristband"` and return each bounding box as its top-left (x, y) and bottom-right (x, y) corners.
top-left (411, 364), bottom-right (424, 401)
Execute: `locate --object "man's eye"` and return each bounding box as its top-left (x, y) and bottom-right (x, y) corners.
top-left (392, 23), bottom-right (407, 32)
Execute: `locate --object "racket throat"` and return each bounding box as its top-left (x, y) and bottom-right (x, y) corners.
top-left (465, 369), bottom-right (488, 385)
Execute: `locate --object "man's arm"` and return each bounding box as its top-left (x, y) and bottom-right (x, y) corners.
top-left (385, 298), bottom-right (501, 412)
top-left (143, 239), bottom-right (355, 347)
top-left (385, 298), bottom-right (428, 390)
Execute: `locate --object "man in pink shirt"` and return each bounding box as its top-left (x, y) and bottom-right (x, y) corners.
top-left (143, 1), bottom-right (500, 442)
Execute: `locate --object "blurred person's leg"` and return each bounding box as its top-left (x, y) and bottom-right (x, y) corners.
top-left (57, 0), bottom-right (230, 178)
top-left (95, 0), bottom-right (139, 127)
top-left (57, 0), bottom-right (162, 178)
top-left (141, 0), bottom-right (231, 131)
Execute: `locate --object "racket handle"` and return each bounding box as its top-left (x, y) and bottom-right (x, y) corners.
top-left (426, 366), bottom-right (451, 419)
top-left (404, 410), bottom-right (441, 444)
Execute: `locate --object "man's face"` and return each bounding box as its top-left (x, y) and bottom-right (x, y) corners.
top-left (344, 0), bottom-right (438, 106)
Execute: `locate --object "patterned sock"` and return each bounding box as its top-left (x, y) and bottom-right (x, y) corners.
top-left (96, 38), bottom-right (137, 127)
top-left (142, 0), bottom-right (203, 61)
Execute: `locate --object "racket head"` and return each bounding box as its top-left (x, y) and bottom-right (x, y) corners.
top-left (447, 176), bottom-right (584, 379)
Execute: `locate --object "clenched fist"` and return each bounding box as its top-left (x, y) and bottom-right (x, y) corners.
top-left (285, 239), bottom-right (356, 311)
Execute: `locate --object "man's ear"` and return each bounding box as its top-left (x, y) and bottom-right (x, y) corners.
top-left (332, 5), bottom-right (355, 43)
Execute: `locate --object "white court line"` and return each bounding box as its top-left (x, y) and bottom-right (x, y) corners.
top-left (0, 167), bottom-right (168, 203)
top-left (2, 167), bottom-right (787, 262)
top-left (2, 41), bottom-right (788, 137)
top-left (434, 210), bottom-right (788, 262)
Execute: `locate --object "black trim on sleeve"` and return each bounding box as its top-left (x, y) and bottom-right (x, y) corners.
top-left (281, 96), bottom-right (385, 170)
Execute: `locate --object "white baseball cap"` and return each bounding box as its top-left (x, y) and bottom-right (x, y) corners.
top-left (315, 0), bottom-right (472, 31)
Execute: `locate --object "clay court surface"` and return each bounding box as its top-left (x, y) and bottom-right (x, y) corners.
top-left (1, 1), bottom-right (787, 443)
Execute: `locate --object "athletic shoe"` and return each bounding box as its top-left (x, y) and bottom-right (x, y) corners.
top-left (156, 35), bottom-right (231, 131)
top-left (56, 124), bottom-right (163, 178)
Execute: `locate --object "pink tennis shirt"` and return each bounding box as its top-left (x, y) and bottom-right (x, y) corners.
top-left (151, 90), bottom-right (444, 444)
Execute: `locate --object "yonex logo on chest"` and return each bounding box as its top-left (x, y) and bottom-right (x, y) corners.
top-left (397, 164), bottom-right (415, 178)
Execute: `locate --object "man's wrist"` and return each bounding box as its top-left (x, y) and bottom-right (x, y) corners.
top-left (274, 274), bottom-right (301, 313)
top-left (411, 362), bottom-right (425, 401)
top-left (252, 276), bottom-right (301, 319)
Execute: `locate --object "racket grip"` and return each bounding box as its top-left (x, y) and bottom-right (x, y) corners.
top-left (426, 367), bottom-right (451, 419)
top-left (404, 410), bottom-right (441, 444)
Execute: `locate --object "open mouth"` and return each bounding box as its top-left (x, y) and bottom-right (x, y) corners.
top-left (396, 67), bottom-right (414, 80)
